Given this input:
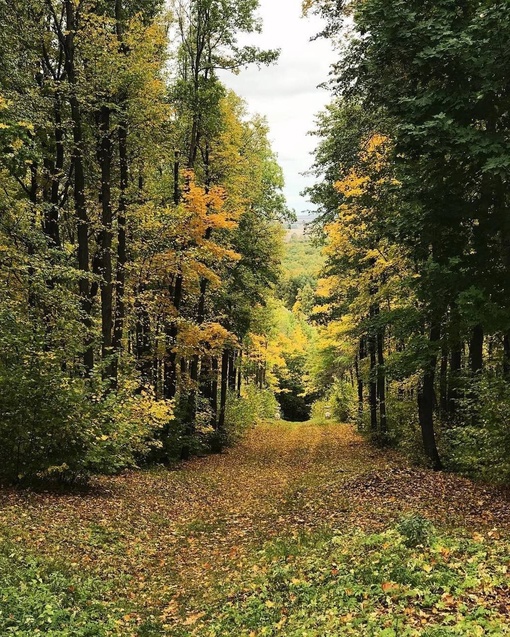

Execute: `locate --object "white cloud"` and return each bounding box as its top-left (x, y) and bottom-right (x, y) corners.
top-left (219, 0), bottom-right (336, 214)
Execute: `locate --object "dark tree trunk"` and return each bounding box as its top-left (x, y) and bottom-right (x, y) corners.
top-left (164, 152), bottom-right (183, 400)
top-left (376, 324), bottom-right (387, 436)
top-left (448, 343), bottom-right (462, 414)
top-left (439, 345), bottom-right (448, 416)
top-left (112, 114), bottom-right (128, 385)
top-left (356, 337), bottom-right (365, 423)
top-left (45, 93), bottom-right (63, 248)
top-left (135, 297), bottom-right (152, 387)
top-left (64, 0), bottom-right (93, 374)
top-left (218, 349), bottom-right (229, 432)
top-left (417, 324), bottom-right (443, 470)
top-left (469, 325), bottom-right (484, 374)
top-left (228, 350), bottom-right (237, 391)
top-left (165, 273), bottom-right (183, 400)
top-left (504, 333), bottom-right (510, 380)
top-left (368, 327), bottom-right (378, 432)
top-left (211, 357), bottom-right (218, 428)
top-left (237, 350), bottom-right (242, 397)
top-left (97, 105), bottom-right (114, 380)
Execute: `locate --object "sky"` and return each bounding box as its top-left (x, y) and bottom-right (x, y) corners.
top-left (220, 0), bottom-right (337, 216)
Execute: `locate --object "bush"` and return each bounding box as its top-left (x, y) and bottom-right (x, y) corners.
top-left (384, 388), bottom-right (427, 464)
top-left (311, 380), bottom-right (356, 423)
top-left (396, 514), bottom-right (435, 548)
top-left (224, 386), bottom-right (279, 443)
top-left (0, 309), bottom-right (171, 482)
top-left (446, 375), bottom-right (510, 485)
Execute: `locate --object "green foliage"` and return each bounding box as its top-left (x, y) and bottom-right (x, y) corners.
top-left (225, 387), bottom-right (279, 443)
top-left (396, 514), bottom-right (435, 548)
top-left (447, 375), bottom-right (510, 485)
top-left (189, 524), bottom-right (509, 636)
top-left (312, 380), bottom-right (356, 423)
top-left (0, 304), bottom-right (170, 482)
top-left (0, 542), bottom-right (121, 636)
top-left (278, 237), bottom-right (324, 311)
top-left (383, 391), bottom-right (426, 464)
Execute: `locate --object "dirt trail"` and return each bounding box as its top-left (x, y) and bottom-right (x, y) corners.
top-left (0, 422), bottom-right (508, 624)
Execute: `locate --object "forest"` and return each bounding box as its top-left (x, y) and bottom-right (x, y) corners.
top-left (0, 0), bottom-right (508, 635)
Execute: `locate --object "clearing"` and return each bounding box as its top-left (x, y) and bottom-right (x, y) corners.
top-left (0, 422), bottom-right (508, 636)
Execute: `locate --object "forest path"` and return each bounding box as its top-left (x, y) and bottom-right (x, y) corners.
top-left (0, 421), bottom-right (508, 633)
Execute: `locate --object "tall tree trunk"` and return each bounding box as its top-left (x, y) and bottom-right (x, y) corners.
top-left (439, 345), bottom-right (448, 416)
top-left (470, 324), bottom-right (484, 374)
top-left (97, 105), bottom-right (114, 380)
top-left (228, 350), bottom-right (237, 391)
top-left (135, 296), bottom-right (152, 387)
top-left (64, 0), bottom-right (93, 374)
top-left (368, 325), bottom-right (378, 433)
top-left (45, 93), bottom-right (63, 248)
top-left (218, 348), bottom-right (229, 432)
top-left (112, 113), bottom-right (128, 385)
top-left (356, 337), bottom-right (365, 424)
top-left (448, 342), bottom-right (463, 415)
top-left (417, 324), bottom-right (443, 470)
top-left (211, 357), bottom-right (218, 428)
top-left (504, 332), bottom-right (510, 380)
top-left (237, 350), bottom-right (243, 397)
top-left (376, 323), bottom-right (387, 436)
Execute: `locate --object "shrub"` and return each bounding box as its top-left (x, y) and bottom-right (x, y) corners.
top-left (396, 514), bottom-right (435, 548)
top-left (0, 308), bottom-right (171, 482)
top-left (224, 386), bottom-right (279, 443)
top-left (446, 375), bottom-right (510, 485)
top-left (311, 380), bottom-right (356, 423)
top-left (385, 388), bottom-right (427, 463)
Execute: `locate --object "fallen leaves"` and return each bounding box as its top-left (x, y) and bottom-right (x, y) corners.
top-left (0, 421), bottom-right (508, 636)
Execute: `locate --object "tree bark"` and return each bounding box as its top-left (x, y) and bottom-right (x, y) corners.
top-left (64, 0), bottom-right (93, 374)
top-left (218, 348), bottom-right (229, 432)
top-left (211, 356), bottom-right (218, 428)
top-left (376, 323), bottom-right (387, 436)
top-left (417, 324), bottom-right (443, 470)
top-left (368, 324), bottom-right (378, 432)
top-left (439, 345), bottom-right (448, 416)
top-left (504, 333), bottom-right (510, 380)
top-left (228, 350), bottom-right (237, 391)
top-left (97, 105), bottom-right (114, 380)
top-left (469, 324), bottom-right (484, 374)
top-left (237, 350), bottom-right (243, 397)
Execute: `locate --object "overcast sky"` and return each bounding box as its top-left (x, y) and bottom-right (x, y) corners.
top-left (220, 0), bottom-right (337, 215)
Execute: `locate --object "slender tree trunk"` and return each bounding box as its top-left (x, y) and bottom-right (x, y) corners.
top-left (356, 337), bottom-right (365, 424)
top-left (237, 350), bottom-right (242, 397)
top-left (376, 323), bottom-right (387, 436)
top-left (64, 0), bottom-right (93, 374)
top-left (97, 105), bottom-right (114, 380)
top-left (112, 113), bottom-right (128, 385)
top-left (504, 333), bottom-right (510, 380)
top-left (417, 324), bottom-right (443, 470)
top-left (470, 324), bottom-right (484, 374)
top-left (439, 345), bottom-right (448, 416)
top-left (163, 152), bottom-right (183, 399)
top-left (368, 326), bottom-right (378, 432)
top-left (448, 342), bottom-right (462, 415)
top-left (211, 357), bottom-right (218, 428)
top-left (135, 296), bottom-right (152, 387)
top-left (218, 348), bottom-right (229, 432)
top-left (228, 350), bottom-right (237, 391)
top-left (45, 93), bottom-right (63, 248)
